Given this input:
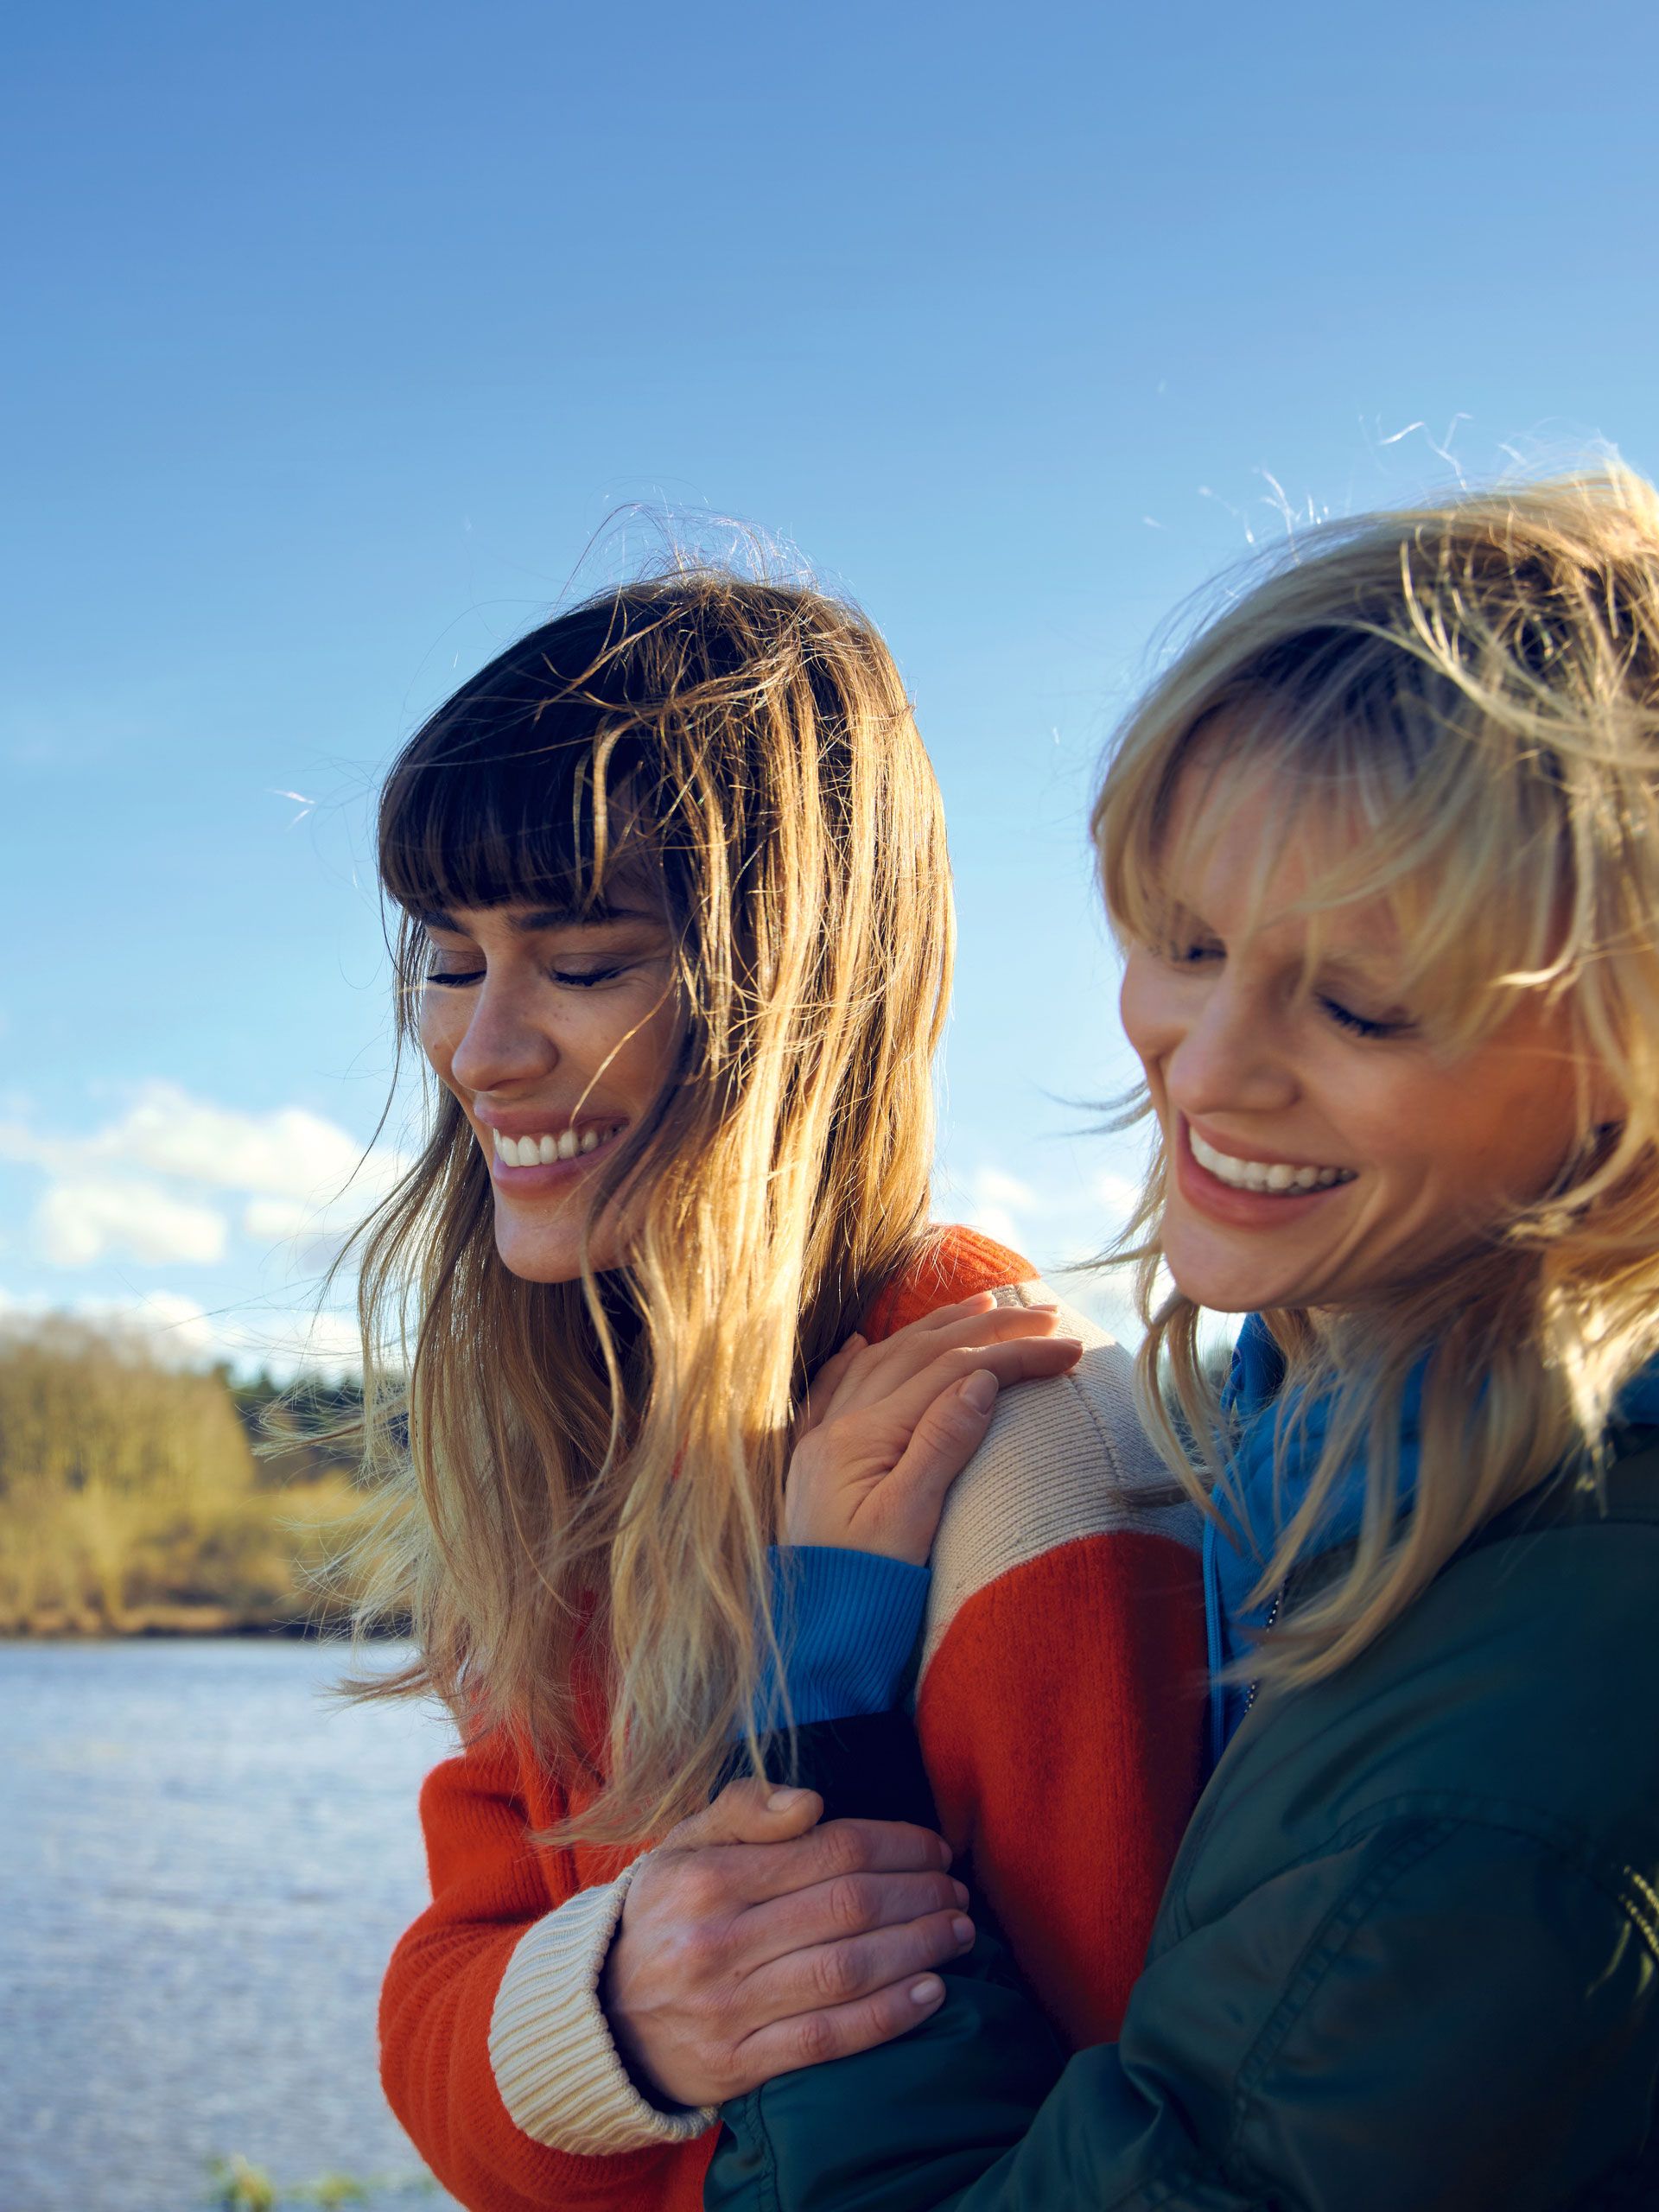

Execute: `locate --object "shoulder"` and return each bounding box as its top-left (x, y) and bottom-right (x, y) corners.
top-left (921, 1278), bottom-right (1203, 1676)
top-left (861, 1224), bottom-right (1037, 1340)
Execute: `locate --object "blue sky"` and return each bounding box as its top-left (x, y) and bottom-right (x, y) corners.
top-left (5, 0), bottom-right (1657, 1369)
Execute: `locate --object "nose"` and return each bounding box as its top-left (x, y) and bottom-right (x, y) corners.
top-left (1164, 975), bottom-right (1298, 1123)
top-left (448, 971), bottom-right (558, 1098)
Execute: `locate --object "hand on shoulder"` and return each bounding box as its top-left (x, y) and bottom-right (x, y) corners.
top-left (785, 1292), bottom-right (1083, 1564)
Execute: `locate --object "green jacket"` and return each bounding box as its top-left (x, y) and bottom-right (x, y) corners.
top-left (708, 1439), bottom-right (1659, 2211)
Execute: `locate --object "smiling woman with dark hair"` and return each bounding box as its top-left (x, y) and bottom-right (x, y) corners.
top-left (340, 569), bottom-right (1206, 2212)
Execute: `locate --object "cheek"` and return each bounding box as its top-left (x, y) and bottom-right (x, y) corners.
top-left (1119, 954), bottom-right (1172, 1078)
top-left (624, 982), bottom-right (688, 1090)
top-left (416, 991), bottom-right (464, 1083)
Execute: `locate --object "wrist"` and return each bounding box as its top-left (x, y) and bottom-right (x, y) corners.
top-left (758, 1545), bottom-right (931, 1729)
top-left (601, 1933), bottom-right (682, 2109)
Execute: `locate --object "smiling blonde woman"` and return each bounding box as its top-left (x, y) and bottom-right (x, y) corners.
top-left (349, 571), bottom-right (1207, 2212)
top-left (703, 468), bottom-right (1659, 2212)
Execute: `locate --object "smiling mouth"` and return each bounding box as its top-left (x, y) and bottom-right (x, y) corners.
top-left (1189, 1128), bottom-right (1357, 1196)
top-left (490, 1123), bottom-right (625, 1168)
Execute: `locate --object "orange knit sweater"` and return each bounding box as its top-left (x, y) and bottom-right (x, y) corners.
top-left (378, 1228), bottom-right (1207, 2212)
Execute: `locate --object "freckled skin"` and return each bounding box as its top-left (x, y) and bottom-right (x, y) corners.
top-left (417, 896), bottom-right (683, 1284)
top-left (1120, 760), bottom-right (1599, 1315)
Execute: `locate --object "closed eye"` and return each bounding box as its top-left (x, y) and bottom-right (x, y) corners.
top-left (1320, 995), bottom-right (1412, 1039)
top-left (549, 965), bottom-right (626, 989)
top-left (423, 963), bottom-right (632, 989)
top-left (1160, 938), bottom-right (1223, 966)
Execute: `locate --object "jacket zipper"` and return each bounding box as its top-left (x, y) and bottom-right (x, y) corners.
top-left (1242, 1586), bottom-right (1284, 1719)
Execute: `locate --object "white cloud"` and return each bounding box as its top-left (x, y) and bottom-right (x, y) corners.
top-left (119, 1291), bottom-right (223, 1364)
top-left (99, 1082), bottom-right (390, 1201)
top-left (950, 1156), bottom-right (1145, 1269)
top-left (0, 1082), bottom-right (404, 1375)
top-left (33, 1179), bottom-right (229, 1268)
top-left (0, 1081), bottom-right (398, 1205)
top-left (957, 1166), bottom-right (1043, 1249)
top-left (939, 1148), bottom-right (1154, 1342)
top-left (242, 1198), bottom-right (312, 1243)
top-left (0, 1082), bottom-right (406, 1281)
top-left (0, 1284), bottom-right (363, 1377)
top-left (219, 1305), bottom-right (364, 1377)
top-left (1092, 1167), bottom-right (1144, 1229)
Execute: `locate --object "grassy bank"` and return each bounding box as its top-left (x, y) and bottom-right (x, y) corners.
top-left (0, 1319), bottom-right (379, 1637)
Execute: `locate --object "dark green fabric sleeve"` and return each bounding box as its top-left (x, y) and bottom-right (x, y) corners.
top-left (708, 1815), bottom-right (1659, 2212)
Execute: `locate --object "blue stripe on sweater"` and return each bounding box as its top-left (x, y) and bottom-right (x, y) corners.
top-left (754, 1546), bottom-right (931, 1731)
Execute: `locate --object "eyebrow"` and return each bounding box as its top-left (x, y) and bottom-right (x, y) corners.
top-left (416, 900), bottom-right (661, 934)
top-left (1167, 902), bottom-right (1404, 990)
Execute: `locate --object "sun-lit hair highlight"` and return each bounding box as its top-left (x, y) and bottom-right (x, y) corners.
top-left (335, 569), bottom-right (950, 1842)
top-left (1095, 465), bottom-right (1659, 1689)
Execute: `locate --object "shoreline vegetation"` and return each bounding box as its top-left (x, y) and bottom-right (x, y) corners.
top-left (0, 1316), bottom-right (387, 1638)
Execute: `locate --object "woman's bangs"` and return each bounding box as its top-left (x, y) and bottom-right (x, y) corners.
top-left (1120, 689), bottom-right (1571, 1046)
top-left (379, 713), bottom-right (619, 921)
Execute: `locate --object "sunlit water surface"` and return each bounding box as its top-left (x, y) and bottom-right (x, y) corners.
top-left (3, 1640), bottom-right (462, 2211)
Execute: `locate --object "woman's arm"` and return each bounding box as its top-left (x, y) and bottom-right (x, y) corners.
top-left (382, 1301), bottom-right (1077, 2203)
top-left (709, 1731), bottom-right (1659, 2212)
top-left (380, 1730), bottom-right (721, 2211)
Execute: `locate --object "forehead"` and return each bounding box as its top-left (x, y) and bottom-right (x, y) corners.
top-left (1160, 747), bottom-right (1401, 957)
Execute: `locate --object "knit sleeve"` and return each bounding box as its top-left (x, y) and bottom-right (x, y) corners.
top-left (488, 1858), bottom-right (718, 2155)
top-left (911, 1301), bottom-right (1208, 2048)
top-left (378, 1730), bottom-right (716, 2211)
top-left (753, 1547), bottom-right (932, 1729)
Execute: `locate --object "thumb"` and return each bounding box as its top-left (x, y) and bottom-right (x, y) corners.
top-left (668, 1773), bottom-right (825, 1851)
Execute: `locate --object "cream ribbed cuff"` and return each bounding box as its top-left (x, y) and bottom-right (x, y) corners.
top-left (488, 1859), bottom-right (718, 2157)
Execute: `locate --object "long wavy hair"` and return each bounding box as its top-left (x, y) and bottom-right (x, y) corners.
top-left (340, 570), bottom-right (950, 1840)
top-left (1096, 466), bottom-right (1659, 1691)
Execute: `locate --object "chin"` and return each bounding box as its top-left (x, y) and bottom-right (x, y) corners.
top-left (496, 1248), bottom-right (583, 1285)
top-left (491, 1217), bottom-right (582, 1284)
top-left (1162, 1230), bottom-right (1296, 1316)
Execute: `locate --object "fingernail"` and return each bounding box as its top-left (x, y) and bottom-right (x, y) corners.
top-left (951, 1916), bottom-right (975, 1947)
top-left (961, 1370), bottom-right (997, 1414)
top-left (766, 1788), bottom-right (807, 1812)
top-left (909, 1975), bottom-right (944, 2005)
top-left (951, 1880), bottom-right (969, 1907)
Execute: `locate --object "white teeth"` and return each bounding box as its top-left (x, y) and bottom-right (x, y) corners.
top-left (1190, 1128), bottom-right (1354, 1196)
top-left (490, 1123), bottom-right (621, 1167)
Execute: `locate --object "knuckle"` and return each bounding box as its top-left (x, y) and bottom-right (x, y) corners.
top-left (811, 1943), bottom-right (862, 2004)
top-left (673, 1863), bottom-right (728, 1920)
top-left (669, 1919), bottom-right (728, 1983)
top-left (826, 1873), bottom-right (875, 1935)
top-left (928, 1398), bottom-right (980, 1442)
top-left (813, 1824), bottom-right (868, 1882)
top-left (791, 2012), bottom-right (841, 2069)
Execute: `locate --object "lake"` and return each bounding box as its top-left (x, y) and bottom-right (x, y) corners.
top-left (3, 1640), bottom-right (464, 2212)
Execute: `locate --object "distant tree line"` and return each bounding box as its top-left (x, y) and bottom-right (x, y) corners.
top-left (0, 1319), bottom-right (376, 1635)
